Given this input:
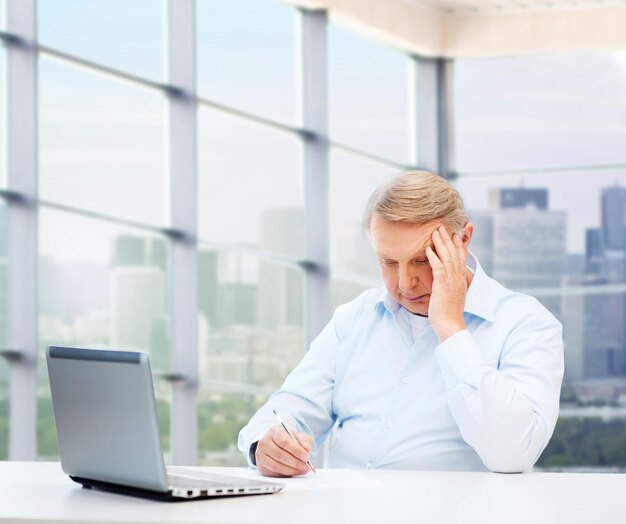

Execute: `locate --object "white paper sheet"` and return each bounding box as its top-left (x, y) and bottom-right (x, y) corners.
top-left (232, 467), bottom-right (386, 491)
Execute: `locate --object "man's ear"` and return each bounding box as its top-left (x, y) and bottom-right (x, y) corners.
top-left (462, 223), bottom-right (474, 247)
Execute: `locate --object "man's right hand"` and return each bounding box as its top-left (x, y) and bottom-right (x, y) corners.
top-left (255, 425), bottom-right (313, 477)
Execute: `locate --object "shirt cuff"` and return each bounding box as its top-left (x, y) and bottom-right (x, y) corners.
top-left (249, 441), bottom-right (259, 466)
top-left (435, 329), bottom-right (490, 390)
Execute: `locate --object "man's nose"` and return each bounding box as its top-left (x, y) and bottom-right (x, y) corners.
top-left (398, 266), bottom-right (418, 291)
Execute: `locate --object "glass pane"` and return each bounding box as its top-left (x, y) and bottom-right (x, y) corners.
top-left (39, 56), bottom-right (167, 226)
top-left (455, 51), bottom-right (626, 173)
top-left (0, 45), bottom-right (5, 187)
top-left (456, 170), bottom-right (626, 470)
top-left (38, 0), bottom-right (164, 81)
top-left (329, 25), bottom-right (412, 163)
top-left (455, 169), bottom-right (626, 286)
top-left (0, 0), bottom-right (4, 30)
top-left (538, 412), bottom-right (626, 470)
top-left (330, 149), bottom-right (396, 277)
top-left (198, 390), bottom-right (265, 467)
top-left (197, 249), bottom-right (305, 465)
top-left (38, 208), bottom-right (172, 459)
top-left (539, 289), bottom-right (626, 470)
top-left (0, 202), bottom-right (7, 460)
top-left (198, 108), bottom-right (303, 255)
top-left (331, 277), bottom-right (372, 314)
top-left (196, 0), bottom-right (296, 125)
top-left (0, 357), bottom-right (7, 461)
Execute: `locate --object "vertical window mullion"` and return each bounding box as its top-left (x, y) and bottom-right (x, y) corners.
top-left (6, 0), bottom-right (37, 460)
top-left (167, 0), bottom-right (198, 465)
top-left (412, 57), bottom-right (454, 179)
top-left (298, 9), bottom-right (330, 348)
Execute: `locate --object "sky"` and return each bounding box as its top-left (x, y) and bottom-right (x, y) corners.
top-left (4, 0), bottom-right (626, 263)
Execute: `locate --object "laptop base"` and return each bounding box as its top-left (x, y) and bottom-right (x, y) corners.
top-left (70, 475), bottom-right (272, 502)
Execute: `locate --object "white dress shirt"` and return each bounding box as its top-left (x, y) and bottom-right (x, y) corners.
top-left (238, 254), bottom-right (564, 472)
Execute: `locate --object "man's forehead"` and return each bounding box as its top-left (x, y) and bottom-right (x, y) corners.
top-left (372, 219), bottom-right (445, 256)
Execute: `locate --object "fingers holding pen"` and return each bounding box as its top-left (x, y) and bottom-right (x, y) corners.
top-left (270, 430), bottom-right (311, 465)
top-left (257, 451), bottom-right (309, 478)
top-left (255, 425), bottom-right (312, 478)
top-left (294, 431), bottom-right (313, 453)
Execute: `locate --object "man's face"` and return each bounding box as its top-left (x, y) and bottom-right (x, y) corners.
top-left (369, 214), bottom-right (470, 316)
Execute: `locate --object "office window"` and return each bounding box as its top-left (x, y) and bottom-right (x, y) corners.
top-left (197, 108), bottom-right (303, 256)
top-left (0, 358), bottom-right (6, 461)
top-left (39, 56), bottom-right (167, 226)
top-left (329, 25), bottom-right (412, 164)
top-left (455, 51), bottom-right (626, 173)
top-left (330, 149), bottom-right (396, 309)
top-left (0, 43), bottom-right (6, 461)
top-left (0, 0), bottom-right (4, 30)
top-left (0, 45), bottom-right (5, 187)
top-left (0, 202), bottom-right (6, 461)
top-left (196, 0), bottom-right (296, 125)
top-left (197, 249), bottom-right (305, 465)
top-left (198, 390), bottom-right (265, 467)
top-left (37, 0), bottom-right (164, 82)
top-left (455, 52), bottom-right (626, 470)
top-left (38, 208), bottom-right (171, 459)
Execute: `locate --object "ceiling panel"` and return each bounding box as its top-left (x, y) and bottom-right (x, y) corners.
top-left (410, 0), bottom-right (626, 14)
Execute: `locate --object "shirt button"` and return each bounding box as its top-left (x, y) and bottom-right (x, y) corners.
top-left (402, 376), bottom-right (409, 384)
top-left (386, 422), bottom-right (393, 429)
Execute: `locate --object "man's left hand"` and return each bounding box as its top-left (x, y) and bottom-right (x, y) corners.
top-left (425, 225), bottom-right (468, 343)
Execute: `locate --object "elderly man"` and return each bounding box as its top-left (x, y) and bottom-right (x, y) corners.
top-left (238, 171), bottom-right (564, 476)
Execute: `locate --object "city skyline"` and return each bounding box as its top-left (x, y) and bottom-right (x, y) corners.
top-left (34, 182), bottom-right (626, 373)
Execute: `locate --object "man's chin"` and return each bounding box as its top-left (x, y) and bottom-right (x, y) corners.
top-left (402, 299), bottom-right (429, 316)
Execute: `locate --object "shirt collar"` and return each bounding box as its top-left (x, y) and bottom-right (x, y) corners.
top-left (374, 252), bottom-right (496, 323)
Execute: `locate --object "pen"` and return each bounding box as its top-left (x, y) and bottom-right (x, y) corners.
top-left (272, 409), bottom-right (316, 474)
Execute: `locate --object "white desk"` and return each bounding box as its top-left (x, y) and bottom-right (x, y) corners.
top-left (1, 462), bottom-right (625, 524)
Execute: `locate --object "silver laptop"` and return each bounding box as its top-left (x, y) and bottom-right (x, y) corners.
top-left (46, 346), bottom-right (283, 501)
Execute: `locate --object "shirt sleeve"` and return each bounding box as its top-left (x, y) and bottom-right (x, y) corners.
top-left (237, 296), bottom-right (364, 467)
top-left (434, 305), bottom-right (564, 473)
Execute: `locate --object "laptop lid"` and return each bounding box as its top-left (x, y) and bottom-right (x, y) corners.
top-left (46, 346), bottom-right (169, 493)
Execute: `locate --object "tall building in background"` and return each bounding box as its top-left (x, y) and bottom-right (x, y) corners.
top-left (198, 250), bottom-right (258, 330)
top-left (113, 236), bottom-right (168, 271)
top-left (580, 185), bottom-right (626, 379)
top-left (491, 209), bottom-right (566, 305)
top-left (601, 185), bottom-right (626, 250)
top-left (470, 187), bottom-right (566, 319)
top-left (561, 275), bottom-right (585, 383)
top-left (257, 208), bottom-right (304, 329)
top-left (585, 228), bottom-right (606, 275)
top-left (110, 236), bottom-right (168, 361)
top-left (490, 187), bottom-right (548, 210)
top-left (110, 266), bottom-right (166, 351)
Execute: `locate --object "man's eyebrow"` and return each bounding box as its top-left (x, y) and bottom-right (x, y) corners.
top-left (375, 246), bottom-right (432, 260)
top-left (409, 244), bottom-right (433, 258)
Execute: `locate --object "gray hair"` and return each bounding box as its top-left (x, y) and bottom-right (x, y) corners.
top-left (363, 170), bottom-right (468, 234)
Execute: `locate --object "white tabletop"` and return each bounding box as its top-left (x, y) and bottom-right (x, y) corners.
top-left (1, 462), bottom-right (625, 524)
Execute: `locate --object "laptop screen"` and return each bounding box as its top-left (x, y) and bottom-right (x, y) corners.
top-left (46, 346), bottom-right (169, 492)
